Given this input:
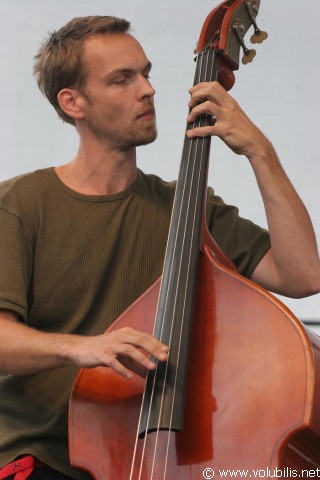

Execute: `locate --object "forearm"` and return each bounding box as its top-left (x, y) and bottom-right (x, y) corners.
top-left (0, 310), bottom-right (79, 375)
top-left (248, 140), bottom-right (320, 297)
top-left (186, 81), bottom-right (320, 297)
top-left (0, 310), bottom-right (169, 377)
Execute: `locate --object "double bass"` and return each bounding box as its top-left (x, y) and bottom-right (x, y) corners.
top-left (69, 1), bottom-right (320, 478)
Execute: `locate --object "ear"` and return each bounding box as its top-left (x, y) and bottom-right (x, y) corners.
top-left (57, 88), bottom-right (86, 121)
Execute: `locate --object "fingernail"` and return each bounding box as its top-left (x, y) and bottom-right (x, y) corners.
top-left (158, 352), bottom-right (168, 361)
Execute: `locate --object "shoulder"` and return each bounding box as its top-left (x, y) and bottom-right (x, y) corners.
top-left (0, 169), bottom-right (57, 240)
top-left (0, 168), bottom-right (54, 211)
top-left (137, 170), bottom-right (176, 206)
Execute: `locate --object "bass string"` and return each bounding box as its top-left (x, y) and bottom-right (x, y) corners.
top-left (159, 48), bottom-right (215, 478)
top-left (146, 48), bottom-right (214, 480)
top-left (130, 46), bottom-right (216, 480)
top-left (153, 48), bottom-right (214, 478)
top-left (161, 49), bottom-right (215, 480)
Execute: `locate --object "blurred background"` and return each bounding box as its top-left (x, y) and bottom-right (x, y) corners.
top-left (0, 0), bottom-right (319, 332)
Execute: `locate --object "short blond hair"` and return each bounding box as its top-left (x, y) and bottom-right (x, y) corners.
top-left (33, 16), bottom-right (130, 125)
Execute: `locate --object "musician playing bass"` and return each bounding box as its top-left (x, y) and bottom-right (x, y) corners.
top-left (0, 14), bottom-right (319, 480)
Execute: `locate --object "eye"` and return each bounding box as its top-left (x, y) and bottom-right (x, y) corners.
top-left (113, 76), bottom-right (129, 85)
top-left (142, 66), bottom-right (152, 81)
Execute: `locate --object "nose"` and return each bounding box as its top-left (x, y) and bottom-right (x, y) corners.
top-left (140, 75), bottom-right (155, 99)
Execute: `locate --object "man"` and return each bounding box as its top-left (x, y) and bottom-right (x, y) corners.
top-left (0, 15), bottom-right (319, 480)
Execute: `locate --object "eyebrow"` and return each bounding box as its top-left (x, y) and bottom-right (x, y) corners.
top-left (105, 61), bottom-right (152, 80)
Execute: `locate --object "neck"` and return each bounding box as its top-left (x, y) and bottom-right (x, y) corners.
top-left (55, 141), bottom-right (138, 196)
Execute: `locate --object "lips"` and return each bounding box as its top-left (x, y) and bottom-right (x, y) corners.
top-left (136, 108), bottom-right (155, 120)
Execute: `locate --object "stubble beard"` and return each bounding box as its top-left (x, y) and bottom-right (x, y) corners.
top-left (128, 120), bottom-right (158, 148)
top-left (86, 116), bottom-right (158, 150)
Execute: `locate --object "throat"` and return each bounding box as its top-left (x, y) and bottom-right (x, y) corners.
top-left (54, 159), bottom-right (138, 196)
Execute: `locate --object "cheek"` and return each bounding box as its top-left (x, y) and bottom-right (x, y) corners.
top-left (99, 101), bottom-right (132, 123)
top-left (84, 90), bottom-right (135, 129)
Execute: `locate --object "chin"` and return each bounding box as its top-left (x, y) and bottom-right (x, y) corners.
top-left (134, 128), bottom-right (158, 147)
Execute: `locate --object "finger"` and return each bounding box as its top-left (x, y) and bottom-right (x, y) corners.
top-left (188, 81), bottom-right (227, 108)
top-left (187, 101), bottom-right (220, 124)
top-left (114, 328), bottom-right (169, 361)
top-left (186, 125), bottom-right (221, 139)
top-left (119, 356), bottom-right (150, 378)
top-left (102, 337), bottom-right (162, 369)
top-left (106, 356), bottom-right (136, 379)
top-left (105, 344), bottom-right (160, 379)
top-left (188, 81), bottom-right (217, 94)
top-left (188, 84), bottom-right (208, 109)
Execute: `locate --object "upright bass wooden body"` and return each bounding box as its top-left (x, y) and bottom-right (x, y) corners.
top-left (69, 252), bottom-right (320, 478)
top-left (69, 1), bottom-right (320, 478)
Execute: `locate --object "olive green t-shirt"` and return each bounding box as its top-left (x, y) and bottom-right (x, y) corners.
top-left (0, 168), bottom-right (270, 479)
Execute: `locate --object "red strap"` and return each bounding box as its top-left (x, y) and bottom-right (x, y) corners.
top-left (0, 456), bottom-right (43, 480)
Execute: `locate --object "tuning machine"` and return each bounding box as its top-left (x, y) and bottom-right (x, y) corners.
top-left (232, 21), bottom-right (256, 65)
top-left (245, 0), bottom-right (268, 44)
top-left (232, 0), bottom-right (268, 65)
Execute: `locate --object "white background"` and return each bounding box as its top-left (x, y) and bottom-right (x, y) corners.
top-left (0, 0), bottom-right (319, 329)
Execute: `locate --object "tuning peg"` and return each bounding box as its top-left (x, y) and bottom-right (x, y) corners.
top-left (232, 22), bottom-right (257, 65)
top-left (245, 1), bottom-right (268, 45)
top-left (242, 48), bottom-right (256, 65)
top-left (251, 30), bottom-right (268, 44)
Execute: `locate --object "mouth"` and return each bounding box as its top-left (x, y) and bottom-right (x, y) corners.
top-left (136, 109), bottom-right (155, 121)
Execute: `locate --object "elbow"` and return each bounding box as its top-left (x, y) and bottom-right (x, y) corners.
top-left (289, 276), bottom-right (320, 299)
top-left (305, 266), bottom-right (320, 296)
top-left (275, 267), bottom-right (320, 299)
top-left (292, 289), bottom-right (319, 299)
top-left (291, 259), bottom-right (320, 298)
top-left (303, 281), bottom-right (320, 298)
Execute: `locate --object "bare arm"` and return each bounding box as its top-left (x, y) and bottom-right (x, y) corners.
top-left (0, 309), bottom-right (168, 377)
top-left (187, 81), bottom-right (320, 298)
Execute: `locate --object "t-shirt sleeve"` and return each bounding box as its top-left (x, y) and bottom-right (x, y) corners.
top-left (206, 189), bottom-right (271, 278)
top-left (0, 208), bottom-right (33, 321)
